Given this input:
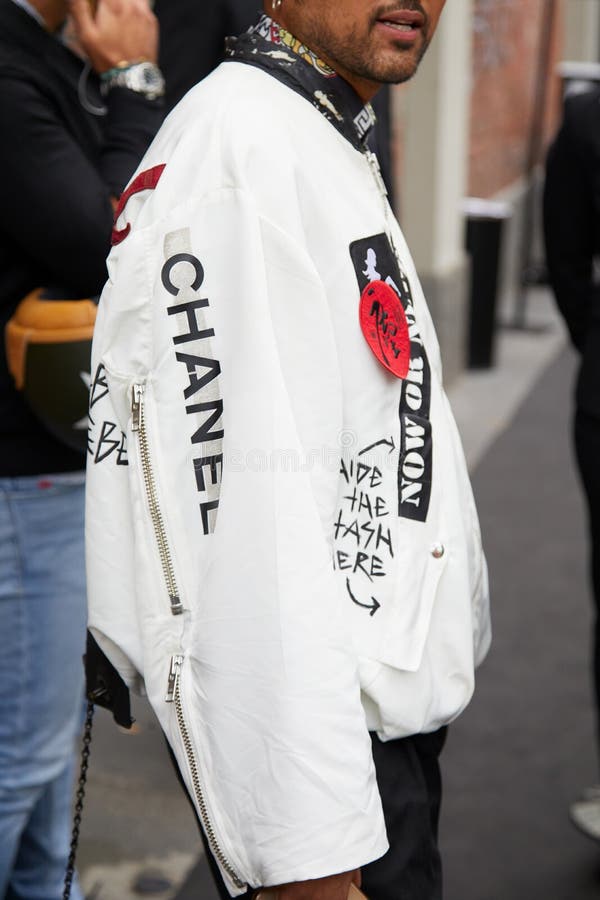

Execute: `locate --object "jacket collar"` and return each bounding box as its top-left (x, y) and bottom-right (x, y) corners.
top-left (226, 14), bottom-right (377, 153)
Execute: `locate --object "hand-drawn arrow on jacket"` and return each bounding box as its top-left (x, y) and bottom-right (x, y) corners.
top-left (358, 436), bottom-right (396, 456)
top-left (346, 578), bottom-right (381, 617)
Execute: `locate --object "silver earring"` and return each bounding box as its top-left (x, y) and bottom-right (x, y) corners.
top-left (272, 0), bottom-right (283, 9)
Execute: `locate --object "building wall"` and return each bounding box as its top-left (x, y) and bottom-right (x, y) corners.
top-left (391, 0), bottom-right (600, 382)
top-left (395, 0), bottom-right (474, 385)
top-left (469, 0), bottom-right (564, 198)
top-left (563, 0), bottom-right (600, 63)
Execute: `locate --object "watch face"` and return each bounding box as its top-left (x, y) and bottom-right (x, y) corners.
top-left (102, 62), bottom-right (164, 98)
top-left (132, 63), bottom-right (164, 97)
top-left (142, 67), bottom-right (160, 88)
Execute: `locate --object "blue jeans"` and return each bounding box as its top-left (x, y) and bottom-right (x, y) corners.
top-left (0, 473), bottom-right (87, 899)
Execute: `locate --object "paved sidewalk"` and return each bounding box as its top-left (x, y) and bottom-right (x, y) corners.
top-left (442, 342), bottom-right (600, 900)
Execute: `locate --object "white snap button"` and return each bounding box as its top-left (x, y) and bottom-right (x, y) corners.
top-left (431, 543), bottom-right (445, 559)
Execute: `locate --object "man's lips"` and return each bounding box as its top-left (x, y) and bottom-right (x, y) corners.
top-left (375, 9), bottom-right (425, 40)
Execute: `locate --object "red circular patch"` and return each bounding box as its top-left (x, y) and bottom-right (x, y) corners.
top-left (359, 280), bottom-right (410, 379)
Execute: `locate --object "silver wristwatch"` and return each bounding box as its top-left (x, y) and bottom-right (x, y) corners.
top-left (101, 62), bottom-right (165, 101)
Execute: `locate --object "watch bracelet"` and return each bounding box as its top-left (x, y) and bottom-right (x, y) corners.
top-left (100, 59), bottom-right (147, 82)
top-left (100, 61), bottom-right (165, 99)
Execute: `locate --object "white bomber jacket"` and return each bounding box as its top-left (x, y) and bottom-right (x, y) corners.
top-left (86, 18), bottom-right (491, 896)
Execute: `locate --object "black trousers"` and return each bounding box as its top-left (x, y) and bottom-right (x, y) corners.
top-left (170, 727), bottom-right (446, 900)
top-left (574, 408), bottom-right (600, 758)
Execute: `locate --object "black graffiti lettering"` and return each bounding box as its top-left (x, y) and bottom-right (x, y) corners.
top-left (200, 499), bottom-right (219, 536)
top-left (404, 415), bottom-right (425, 452)
top-left (193, 454), bottom-right (223, 492)
top-left (337, 517), bottom-right (361, 545)
top-left (162, 252), bottom-right (204, 296)
top-left (167, 299), bottom-right (213, 345)
top-left (404, 381), bottom-right (423, 412)
top-left (341, 545), bottom-right (393, 584)
top-left (116, 430), bottom-right (128, 466)
top-left (187, 399), bottom-right (224, 445)
top-left (399, 368), bottom-right (432, 520)
top-left (390, 340), bottom-right (402, 359)
top-left (400, 478), bottom-right (423, 507)
top-left (345, 519), bottom-right (361, 545)
top-left (389, 280), bottom-right (423, 346)
top-left (361, 520), bottom-right (375, 548)
top-left (335, 440), bottom-right (397, 611)
top-left (402, 450), bottom-right (425, 481)
top-left (370, 466), bottom-right (383, 489)
top-left (376, 524), bottom-right (394, 556)
top-left (340, 457), bottom-right (352, 484)
top-left (356, 462), bottom-right (371, 484)
top-left (371, 555), bottom-right (385, 577)
top-left (334, 509), bottom-right (346, 540)
top-left (353, 551), bottom-right (371, 580)
top-left (358, 492), bottom-right (373, 518)
top-left (407, 356), bottom-right (425, 385)
top-left (176, 352), bottom-right (221, 399)
top-left (374, 496), bottom-right (388, 517)
top-left (403, 297), bottom-right (417, 325)
top-left (344, 487), bottom-right (359, 512)
top-left (90, 363), bottom-right (109, 409)
top-left (408, 323), bottom-right (422, 344)
top-left (403, 299), bottom-right (424, 347)
top-left (336, 550), bottom-right (352, 570)
top-left (95, 421), bottom-right (121, 464)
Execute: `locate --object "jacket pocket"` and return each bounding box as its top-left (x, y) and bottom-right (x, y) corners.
top-left (377, 540), bottom-right (449, 673)
top-left (165, 654), bottom-right (248, 895)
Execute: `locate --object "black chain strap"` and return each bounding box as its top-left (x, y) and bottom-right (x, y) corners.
top-left (63, 701), bottom-right (95, 900)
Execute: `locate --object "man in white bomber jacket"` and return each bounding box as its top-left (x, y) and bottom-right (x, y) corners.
top-left (85, 2), bottom-right (491, 899)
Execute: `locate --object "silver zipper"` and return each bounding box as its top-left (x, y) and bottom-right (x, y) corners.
top-left (365, 149), bottom-right (388, 201)
top-left (363, 150), bottom-right (405, 273)
top-left (131, 383), bottom-right (183, 616)
top-left (167, 654), bottom-right (246, 891)
top-left (165, 653), bottom-right (183, 702)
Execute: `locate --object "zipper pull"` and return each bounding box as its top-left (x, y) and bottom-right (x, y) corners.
top-left (166, 654), bottom-right (184, 703)
top-left (131, 383), bottom-right (144, 432)
top-left (365, 150), bottom-right (388, 200)
top-left (170, 594), bottom-right (184, 617)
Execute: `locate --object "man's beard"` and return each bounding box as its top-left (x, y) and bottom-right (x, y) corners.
top-left (295, 2), bottom-right (431, 86)
top-left (338, 34), bottom-right (430, 85)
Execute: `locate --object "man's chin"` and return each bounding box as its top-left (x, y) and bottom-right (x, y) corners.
top-left (365, 60), bottom-right (420, 86)
top-left (366, 45), bottom-right (425, 85)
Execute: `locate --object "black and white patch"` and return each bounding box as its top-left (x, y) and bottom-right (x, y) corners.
top-left (350, 233), bottom-right (433, 523)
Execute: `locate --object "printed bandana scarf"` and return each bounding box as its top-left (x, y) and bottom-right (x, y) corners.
top-left (225, 15), bottom-right (377, 153)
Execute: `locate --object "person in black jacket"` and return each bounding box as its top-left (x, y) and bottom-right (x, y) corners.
top-left (155, 0), bottom-right (258, 110)
top-left (0, 0), bottom-right (164, 895)
top-left (544, 86), bottom-right (600, 842)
